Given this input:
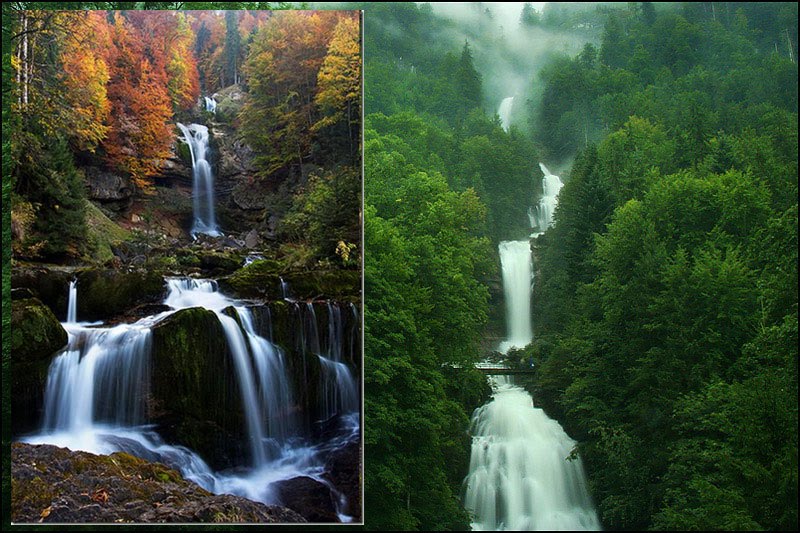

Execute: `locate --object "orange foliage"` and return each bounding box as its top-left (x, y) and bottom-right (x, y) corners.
top-left (103, 12), bottom-right (174, 190)
top-left (59, 12), bottom-right (112, 152)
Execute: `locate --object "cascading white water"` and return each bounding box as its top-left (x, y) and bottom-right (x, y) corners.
top-left (66, 279), bottom-right (77, 323)
top-left (532, 163), bottom-right (564, 232)
top-left (238, 307), bottom-right (295, 445)
top-left (464, 377), bottom-right (601, 531)
top-left (25, 278), bottom-right (359, 518)
top-left (42, 324), bottom-right (152, 432)
top-left (318, 303), bottom-right (359, 420)
top-left (177, 122), bottom-right (220, 237)
top-left (204, 96), bottom-right (217, 113)
top-left (465, 202), bottom-right (600, 529)
top-left (498, 96), bottom-right (514, 131)
top-left (280, 277), bottom-right (291, 300)
top-left (498, 240), bottom-right (533, 353)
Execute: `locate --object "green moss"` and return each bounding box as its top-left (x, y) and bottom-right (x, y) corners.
top-left (221, 259), bottom-right (282, 299)
top-left (176, 139), bottom-right (192, 165)
top-left (76, 268), bottom-right (165, 320)
top-left (84, 200), bottom-right (131, 264)
top-left (150, 307), bottom-right (244, 467)
top-left (223, 259), bottom-right (360, 301)
top-left (10, 298), bottom-right (67, 362)
top-left (12, 476), bottom-right (56, 517)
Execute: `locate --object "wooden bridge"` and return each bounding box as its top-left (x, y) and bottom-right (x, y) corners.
top-left (474, 364), bottom-right (536, 375)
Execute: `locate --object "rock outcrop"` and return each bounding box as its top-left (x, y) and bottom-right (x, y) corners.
top-left (274, 476), bottom-right (339, 523)
top-left (220, 260), bottom-right (361, 303)
top-left (84, 167), bottom-right (133, 205)
top-left (11, 442), bottom-right (305, 523)
top-left (10, 298), bottom-right (68, 435)
top-left (11, 266), bottom-right (166, 322)
top-left (149, 307), bottom-right (246, 470)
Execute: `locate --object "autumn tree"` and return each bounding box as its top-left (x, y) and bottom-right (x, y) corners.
top-left (103, 12), bottom-right (173, 190)
top-left (314, 15), bottom-right (361, 161)
top-left (240, 11), bottom-right (340, 178)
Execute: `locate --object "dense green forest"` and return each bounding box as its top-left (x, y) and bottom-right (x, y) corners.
top-left (519, 2), bottom-right (798, 530)
top-left (362, 1), bottom-right (797, 530)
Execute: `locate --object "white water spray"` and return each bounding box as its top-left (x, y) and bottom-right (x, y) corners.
top-left (66, 279), bottom-right (77, 323)
top-left (498, 96), bottom-right (514, 131)
top-left (464, 377), bottom-right (601, 530)
top-left (177, 122), bottom-right (220, 237)
top-left (465, 203), bottom-right (599, 529)
top-left (204, 96), bottom-right (217, 113)
top-left (531, 163), bottom-right (564, 232)
top-left (25, 278), bottom-right (359, 518)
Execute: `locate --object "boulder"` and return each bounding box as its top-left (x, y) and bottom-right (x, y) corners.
top-left (11, 443), bottom-right (305, 524)
top-left (74, 268), bottom-right (166, 322)
top-left (274, 476), bottom-right (339, 523)
top-left (11, 267), bottom-right (74, 320)
top-left (244, 229), bottom-right (261, 249)
top-left (220, 262), bottom-right (361, 303)
top-left (10, 298), bottom-right (68, 436)
top-left (323, 440), bottom-right (361, 521)
top-left (150, 307), bottom-right (246, 469)
top-left (84, 167), bottom-right (133, 202)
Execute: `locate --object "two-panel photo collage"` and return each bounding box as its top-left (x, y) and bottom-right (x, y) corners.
top-left (4, 2), bottom-right (798, 531)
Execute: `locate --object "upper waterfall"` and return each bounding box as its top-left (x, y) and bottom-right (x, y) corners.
top-left (498, 96), bottom-right (514, 131)
top-left (177, 122), bottom-right (220, 238)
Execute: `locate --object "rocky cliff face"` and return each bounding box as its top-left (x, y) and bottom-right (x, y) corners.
top-left (11, 443), bottom-right (305, 523)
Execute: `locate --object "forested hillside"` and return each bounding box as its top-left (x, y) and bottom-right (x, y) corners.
top-left (6, 3), bottom-right (360, 268)
top-left (362, 2), bottom-right (797, 530)
top-left (520, 3), bottom-right (798, 530)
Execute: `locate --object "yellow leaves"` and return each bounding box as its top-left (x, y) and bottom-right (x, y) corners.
top-left (39, 506), bottom-right (52, 520)
top-left (314, 15), bottom-right (361, 130)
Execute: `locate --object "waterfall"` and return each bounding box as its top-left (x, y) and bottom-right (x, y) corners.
top-left (238, 307), bottom-right (295, 443)
top-left (42, 325), bottom-right (152, 433)
top-left (25, 277), bottom-right (359, 515)
top-left (280, 277), bottom-right (291, 300)
top-left (177, 122), bottom-right (220, 237)
top-left (218, 313), bottom-right (269, 467)
top-left (498, 96), bottom-right (514, 131)
top-left (464, 213), bottom-right (600, 529)
top-left (318, 303), bottom-right (358, 420)
top-left (498, 240), bottom-right (533, 353)
top-left (204, 96), bottom-right (217, 113)
top-left (532, 163), bottom-right (564, 232)
top-left (464, 377), bottom-right (601, 531)
top-left (67, 279), bottom-right (77, 323)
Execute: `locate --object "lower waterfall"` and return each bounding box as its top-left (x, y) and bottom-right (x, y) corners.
top-left (23, 278), bottom-right (360, 521)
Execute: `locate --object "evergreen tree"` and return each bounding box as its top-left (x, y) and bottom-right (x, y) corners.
top-left (224, 10), bottom-right (240, 86)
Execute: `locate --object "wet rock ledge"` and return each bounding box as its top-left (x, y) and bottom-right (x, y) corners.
top-left (11, 443), bottom-right (305, 524)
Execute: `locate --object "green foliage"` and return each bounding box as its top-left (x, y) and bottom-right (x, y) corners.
top-left (13, 135), bottom-right (88, 259)
top-left (531, 4), bottom-right (798, 529)
top-left (364, 89), bottom-right (495, 528)
top-left (280, 166), bottom-right (361, 264)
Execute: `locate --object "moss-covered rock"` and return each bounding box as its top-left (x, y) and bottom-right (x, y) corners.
top-left (221, 261), bottom-right (360, 303)
top-left (150, 307), bottom-right (245, 469)
top-left (11, 266), bottom-right (75, 320)
top-left (12, 266), bottom-right (166, 322)
top-left (11, 298), bottom-right (68, 435)
top-left (196, 249), bottom-right (245, 274)
top-left (75, 268), bottom-right (166, 321)
top-left (11, 442), bottom-right (305, 523)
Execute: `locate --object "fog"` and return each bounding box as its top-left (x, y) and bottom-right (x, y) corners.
top-left (420, 2), bottom-right (600, 133)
